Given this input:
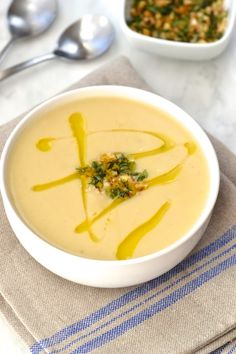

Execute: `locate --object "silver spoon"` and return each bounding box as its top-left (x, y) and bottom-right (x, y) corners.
top-left (0, 0), bottom-right (58, 65)
top-left (0, 15), bottom-right (114, 82)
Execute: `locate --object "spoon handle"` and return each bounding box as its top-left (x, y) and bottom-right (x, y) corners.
top-left (0, 37), bottom-right (16, 65)
top-left (0, 52), bottom-right (56, 81)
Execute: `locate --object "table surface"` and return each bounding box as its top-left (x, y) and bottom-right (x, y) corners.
top-left (1, 0), bottom-right (236, 352)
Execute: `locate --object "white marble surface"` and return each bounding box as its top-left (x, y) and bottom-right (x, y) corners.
top-left (0, 0), bottom-right (236, 352)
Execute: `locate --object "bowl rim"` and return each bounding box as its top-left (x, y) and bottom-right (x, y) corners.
top-left (0, 85), bottom-right (220, 265)
top-left (120, 0), bottom-right (236, 49)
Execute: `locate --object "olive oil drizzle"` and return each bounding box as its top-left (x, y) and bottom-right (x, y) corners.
top-left (69, 113), bottom-right (86, 167)
top-left (116, 129), bottom-right (175, 159)
top-left (36, 129), bottom-right (175, 158)
top-left (32, 112), bottom-right (197, 259)
top-left (36, 137), bottom-right (55, 152)
top-left (69, 113), bottom-right (98, 242)
top-left (147, 164), bottom-right (182, 188)
top-left (116, 201), bottom-right (171, 260)
top-left (75, 163), bottom-right (183, 232)
top-left (75, 198), bottom-right (122, 233)
top-left (32, 173), bottom-right (79, 191)
top-left (36, 136), bottom-right (77, 152)
top-left (184, 142), bottom-right (197, 155)
top-left (89, 129), bottom-right (175, 159)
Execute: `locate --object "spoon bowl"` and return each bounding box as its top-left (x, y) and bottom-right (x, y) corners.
top-left (55, 15), bottom-right (114, 60)
top-left (8, 0), bottom-right (58, 38)
top-left (0, 0), bottom-right (58, 64)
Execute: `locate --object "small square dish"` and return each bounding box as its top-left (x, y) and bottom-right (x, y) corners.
top-left (119, 0), bottom-right (236, 60)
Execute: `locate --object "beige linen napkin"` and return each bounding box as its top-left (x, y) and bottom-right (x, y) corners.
top-left (0, 57), bottom-right (236, 354)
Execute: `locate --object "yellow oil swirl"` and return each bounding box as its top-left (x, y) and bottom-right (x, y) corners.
top-left (90, 129), bottom-right (175, 159)
top-left (75, 164), bottom-right (183, 233)
top-left (36, 137), bottom-right (76, 152)
top-left (68, 113), bottom-right (99, 242)
top-left (184, 142), bottom-right (197, 155)
top-left (36, 129), bottom-right (175, 157)
top-left (147, 164), bottom-right (182, 188)
top-left (32, 173), bottom-right (79, 191)
top-left (75, 198), bottom-right (122, 233)
top-left (32, 112), bottom-right (197, 259)
top-left (116, 201), bottom-right (171, 260)
top-left (126, 131), bottom-right (174, 159)
top-left (36, 137), bottom-right (55, 152)
top-left (69, 113), bottom-right (86, 167)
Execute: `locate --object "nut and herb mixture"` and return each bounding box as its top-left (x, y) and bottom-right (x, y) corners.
top-left (77, 153), bottom-right (148, 200)
top-left (128, 0), bottom-right (227, 43)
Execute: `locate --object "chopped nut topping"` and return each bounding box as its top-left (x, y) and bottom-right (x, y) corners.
top-left (77, 153), bottom-right (149, 200)
top-left (128, 0), bottom-right (227, 43)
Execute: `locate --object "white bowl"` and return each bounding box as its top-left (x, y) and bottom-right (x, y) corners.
top-left (0, 86), bottom-right (220, 288)
top-left (119, 0), bottom-right (236, 60)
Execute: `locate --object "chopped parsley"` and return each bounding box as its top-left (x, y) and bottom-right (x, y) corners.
top-left (76, 153), bottom-right (148, 200)
top-left (128, 0), bottom-right (227, 43)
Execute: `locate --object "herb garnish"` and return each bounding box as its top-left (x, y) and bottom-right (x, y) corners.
top-left (128, 0), bottom-right (227, 43)
top-left (76, 153), bottom-right (149, 200)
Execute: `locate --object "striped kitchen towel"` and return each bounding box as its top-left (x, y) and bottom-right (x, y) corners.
top-left (0, 57), bottom-right (236, 354)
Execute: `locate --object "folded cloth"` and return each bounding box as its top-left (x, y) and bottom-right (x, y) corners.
top-left (0, 57), bottom-right (236, 354)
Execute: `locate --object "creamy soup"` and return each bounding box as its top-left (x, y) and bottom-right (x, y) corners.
top-left (7, 97), bottom-right (209, 260)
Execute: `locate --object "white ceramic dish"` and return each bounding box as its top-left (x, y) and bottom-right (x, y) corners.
top-left (119, 0), bottom-right (236, 60)
top-left (0, 86), bottom-right (220, 288)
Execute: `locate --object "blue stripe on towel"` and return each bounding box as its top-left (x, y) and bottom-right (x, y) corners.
top-left (30, 225), bottom-right (236, 354)
top-left (211, 343), bottom-right (228, 354)
top-left (228, 343), bottom-right (236, 354)
top-left (211, 343), bottom-right (229, 354)
top-left (50, 242), bottom-right (236, 354)
top-left (72, 254), bottom-right (236, 353)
